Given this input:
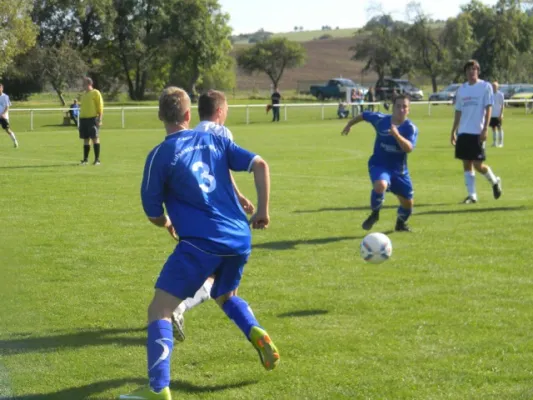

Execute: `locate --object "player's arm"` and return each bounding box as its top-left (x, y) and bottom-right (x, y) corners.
top-left (480, 105), bottom-right (492, 142)
top-left (341, 114), bottom-right (364, 135)
top-left (95, 91), bottom-right (104, 126)
top-left (231, 173), bottom-right (254, 214)
top-left (389, 125), bottom-right (413, 153)
top-left (141, 147), bottom-right (177, 240)
top-left (450, 110), bottom-right (461, 146)
top-left (1, 105), bottom-right (7, 119)
top-left (250, 157), bottom-right (270, 229)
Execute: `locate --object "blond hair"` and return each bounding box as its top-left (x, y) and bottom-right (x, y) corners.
top-left (159, 87), bottom-right (191, 124)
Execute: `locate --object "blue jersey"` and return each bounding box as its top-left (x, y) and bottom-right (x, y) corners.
top-left (362, 111), bottom-right (418, 174)
top-left (141, 129), bottom-right (258, 255)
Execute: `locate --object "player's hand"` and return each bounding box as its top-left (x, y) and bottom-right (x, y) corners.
top-left (341, 126), bottom-right (351, 136)
top-left (480, 129), bottom-right (488, 143)
top-left (166, 224), bottom-right (178, 241)
top-left (450, 133), bottom-right (457, 146)
top-left (249, 211), bottom-right (270, 230)
top-left (239, 196), bottom-right (255, 215)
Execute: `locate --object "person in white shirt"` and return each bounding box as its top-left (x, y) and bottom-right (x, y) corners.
top-left (490, 81), bottom-right (505, 147)
top-left (450, 60), bottom-right (502, 204)
top-left (0, 84), bottom-right (19, 148)
top-left (171, 89), bottom-right (255, 342)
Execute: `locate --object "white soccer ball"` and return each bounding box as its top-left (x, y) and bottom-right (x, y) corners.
top-left (360, 232), bottom-right (392, 264)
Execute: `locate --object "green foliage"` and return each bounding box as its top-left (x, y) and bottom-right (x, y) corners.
top-left (237, 37), bottom-right (306, 87)
top-left (0, 0), bottom-right (37, 76)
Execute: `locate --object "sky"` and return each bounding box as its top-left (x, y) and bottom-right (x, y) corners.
top-left (218, 0), bottom-right (498, 35)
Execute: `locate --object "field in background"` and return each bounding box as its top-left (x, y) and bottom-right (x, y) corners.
top-left (1, 105), bottom-right (533, 399)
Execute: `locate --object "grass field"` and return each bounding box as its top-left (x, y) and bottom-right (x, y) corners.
top-left (1, 104), bottom-right (533, 400)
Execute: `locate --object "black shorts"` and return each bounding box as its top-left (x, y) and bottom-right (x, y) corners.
top-left (79, 117), bottom-right (99, 139)
top-left (455, 133), bottom-right (486, 161)
top-left (0, 117), bottom-right (9, 130)
top-left (489, 117), bottom-right (501, 128)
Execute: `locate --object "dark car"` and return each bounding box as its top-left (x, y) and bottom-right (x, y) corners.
top-left (429, 83), bottom-right (461, 103)
top-left (375, 78), bottom-right (424, 101)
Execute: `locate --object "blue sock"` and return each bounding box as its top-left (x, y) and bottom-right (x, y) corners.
top-left (222, 296), bottom-right (260, 339)
top-left (147, 320), bottom-right (173, 392)
top-left (371, 190), bottom-right (385, 211)
top-left (397, 206), bottom-right (412, 222)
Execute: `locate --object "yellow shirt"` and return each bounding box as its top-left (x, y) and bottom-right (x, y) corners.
top-left (79, 89), bottom-right (104, 118)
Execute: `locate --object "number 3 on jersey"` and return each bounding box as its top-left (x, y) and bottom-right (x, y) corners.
top-left (192, 161), bottom-right (216, 193)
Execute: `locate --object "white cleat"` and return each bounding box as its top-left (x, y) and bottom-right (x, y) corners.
top-left (171, 312), bottom-right (185, 342)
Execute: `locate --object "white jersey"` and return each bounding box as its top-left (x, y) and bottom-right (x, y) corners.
top-left (0, 93), bottom-right (11, 120)
top-left (491, 91), bottom-right (505, 117)
top-left (455, 80), bottom-right (493, 135)
top-left (194, 120), bottom-right (234, 142)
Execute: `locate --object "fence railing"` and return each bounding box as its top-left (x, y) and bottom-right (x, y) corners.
top-left (9, 99), bottom-right (533, 131)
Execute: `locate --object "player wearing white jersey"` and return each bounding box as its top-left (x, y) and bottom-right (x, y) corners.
top-left (490, 81), bottom-right (505, 147)
top-left (0, 84), bottom-right (19, 148)
top-left (450, 60), bottom-right (502, 204)
top-left (171, 90), bottom-right (255, 342)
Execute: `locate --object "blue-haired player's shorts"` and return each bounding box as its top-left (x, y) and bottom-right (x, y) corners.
top-left (369, 165), bottom-right (414, 200)
top-left (155, 240), bottom-right (249, 300)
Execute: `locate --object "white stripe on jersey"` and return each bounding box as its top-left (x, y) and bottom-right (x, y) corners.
top-left (194, 120), bottom-right (234, 141)
top-left (145, 144), bottom-right (162, 190)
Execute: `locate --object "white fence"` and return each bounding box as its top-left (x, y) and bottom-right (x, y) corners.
top-left (10, 99), bottom-right (533, 131)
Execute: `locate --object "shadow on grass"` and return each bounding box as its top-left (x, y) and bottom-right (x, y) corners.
top-left (253, 235), bottom-right (365, 250)
top-left (293, 203), bottom-right (452, 214)
top-left (0, 164), bottom-right (77, 170)
top-left (278, 309), bottom-right (329, 318)
top-left (416, 205), bottom-right (528, 216)
top-left (0, 377), bottom-right (258, 399)
top-left (0, 327), bottom-right (146, 355)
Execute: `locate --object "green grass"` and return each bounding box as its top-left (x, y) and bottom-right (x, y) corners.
top-left (1, 104), bottom-right (533, 399)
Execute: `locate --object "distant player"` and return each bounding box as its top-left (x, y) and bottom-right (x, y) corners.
top-left (341, 94), bottom-right (418, 232)
top-left (0, 83), bottom-right (19, 148)
top-left (490, 81), bottom-right (505, 148)
top-left (79, 77), bottom-right (103, 165)
top-left (120, 87), bottom-right (279, 400)
top-left (450, 60), bottom-right (502, 204)
top-left (171, 89), bottom-right (255, 342)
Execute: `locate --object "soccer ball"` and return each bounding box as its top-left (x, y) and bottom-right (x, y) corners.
top-left (360, 233), bottom-right (392, 264)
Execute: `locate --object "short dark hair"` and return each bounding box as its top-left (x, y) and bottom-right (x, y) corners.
top-left (84, 77), bottom-right (93, 86)
top-left (393, 93), bottom-right (410, 105)
top-left (198, 90), bottom-right (226, 120)
top-left (463, 59), bottom-right (480, 73)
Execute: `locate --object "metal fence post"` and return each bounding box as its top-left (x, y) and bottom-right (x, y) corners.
top-left (321, 104), bottom-right (325, 120)
top-left (30, 110), bottom-right (34, 131)
top-left (246, 105), bottom-right (250, 124)
top-left (284, 104), bottom-right (287, 121)
top-left (122, 108), bottom-right (125, 128)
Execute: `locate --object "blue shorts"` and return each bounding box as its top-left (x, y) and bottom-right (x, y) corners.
top-left (155, 241), bottom-right (249, 300)
top-left (369, 165), bottom-right (414, 200)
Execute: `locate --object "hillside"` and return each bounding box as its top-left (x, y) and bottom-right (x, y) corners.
top-left (233, 36), bottom-right (377, 93)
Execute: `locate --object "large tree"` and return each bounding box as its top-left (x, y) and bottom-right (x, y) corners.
top-left (236, 37), bottom-right (306, 88)
top-left (0, 0), bottom-right (37, 76)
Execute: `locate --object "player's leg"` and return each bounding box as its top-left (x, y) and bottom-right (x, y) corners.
top-left (456, 134), bottom-right (477, 203)
top-left (362, 166), bottom-right (389, 230)
top-left (462, 160), bottom-right (477, 203)
top-left (498, 121), bottom-right (504, 147)
top-left (91, 120), bottom-right (101, 165)
top-left (120, 243), bottom-right (218, 400)
top-left (171, 276), bottom-right (214, 342)
top-left (474, 161), bottom-right (502, 199)
top-left (79, 119), bottom-right (90, 164)
top-left (213, 254), bottom-right (279, 371)
top-left (1, 119), bottom-right (18, 148)
top-left (390, 173), bottom-right (414, 232)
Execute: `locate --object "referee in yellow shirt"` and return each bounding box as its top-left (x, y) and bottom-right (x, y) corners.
top-left (79, 77), bottom-right (104, 165)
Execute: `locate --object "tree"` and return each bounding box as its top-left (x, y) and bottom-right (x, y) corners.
top-left (440, 13), bottom-right (477, 81)
top-left (0, 0), bottom-right (37, 75)
top-left (237, 37), bottom-right (306, 87)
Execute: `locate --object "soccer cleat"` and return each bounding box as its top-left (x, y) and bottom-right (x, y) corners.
top-left (362, 210), bottom-right (380, 230)
top-left (492, 177), bottom-right (502, 199)
top-left (80, 159), bottom-right (88, 165)
top-left (249, 326), bottom-right (280, 371)
top-left (171, 312), bottom-right (185, 342)
top-left (118, 386), bottom-right (171, 400)
top-left (462, 196), bottom-right (477, 204)
top-left (93, 160), bottom-right (101, 165)
top-left (13, 142), bottom-right (18, 148)
top-left (395, 219), bottom-right (412, 232)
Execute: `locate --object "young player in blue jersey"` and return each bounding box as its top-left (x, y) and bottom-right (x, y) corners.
top-left (120, 87), bottom-right (279, 400)
top-left (341, 94), bottom-right (418, 232)
top-left (171, 89), bottom-right (255, 343)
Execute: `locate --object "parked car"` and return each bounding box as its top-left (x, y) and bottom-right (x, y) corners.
top-left (499, 84), bottom-right (513, 100)
top-left (375, 78), bottom-right (424, 101)
top-left (429, 83), bottom-right (461, 103)
top-left (509, 85), bottom-right (533, 106)
top-left (309, 78), bottom-right (367, 101)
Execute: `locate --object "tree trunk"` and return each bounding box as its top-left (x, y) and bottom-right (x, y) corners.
top-left (431, 75), bottom-right (438, 93)
top-left (55, 88), bottom-right (66, 106)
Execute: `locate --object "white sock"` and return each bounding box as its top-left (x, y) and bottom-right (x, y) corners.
top-left (8, 132), bottom-right (17, 143)
top-left (483, 166), bottom-right (498, 185)
top-left (464, 171), bottom-right (477, 199)
top-left (175, 280), bottom-right (213, 315)
top-left (498, 129), bottom-right (504, 146)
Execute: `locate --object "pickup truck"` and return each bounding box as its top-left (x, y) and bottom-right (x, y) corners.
top-left (310, 78), bottom-right (365, 101)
